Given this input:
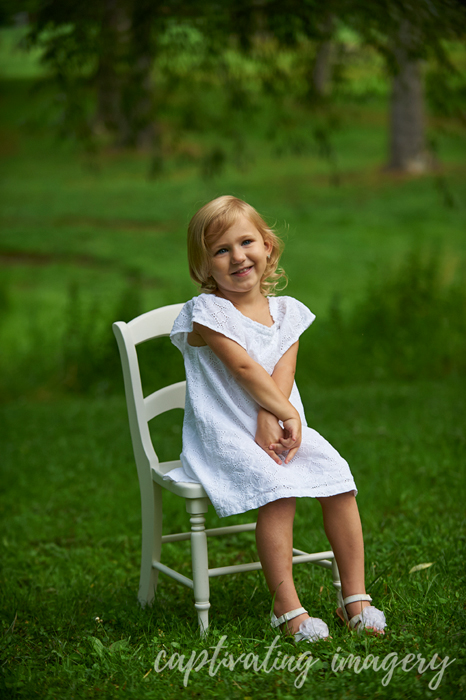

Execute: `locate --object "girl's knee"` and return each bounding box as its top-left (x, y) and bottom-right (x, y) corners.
top-left (258, 497), bottom-right (296, 518)
top-left (317, 491), bottom-right (357, 509)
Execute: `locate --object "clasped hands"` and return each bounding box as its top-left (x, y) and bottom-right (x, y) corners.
top-left (255, 408), bottom-right (302, 465)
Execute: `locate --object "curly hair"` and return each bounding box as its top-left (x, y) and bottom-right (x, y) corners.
top-left (187, 196), bottom-right (287, 296)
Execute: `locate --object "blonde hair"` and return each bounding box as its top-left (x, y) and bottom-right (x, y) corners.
top-left (187, 196), bottom-right (287, 295)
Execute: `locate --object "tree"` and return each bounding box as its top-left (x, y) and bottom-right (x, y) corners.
top-left (342, 0), bottom-right (466, 172)
top-left (388, 17), bottom-right (431, 172)
top-left (94, 0), bottom-right (131, 142)
top-left (23, 0), bottom-right (173, 158)
top-left (255, 0), bottom-right (466, 173)
top-left (312, 16), bottom-right (335, 98)
top-left (15, 0), bottom-right (466, 176)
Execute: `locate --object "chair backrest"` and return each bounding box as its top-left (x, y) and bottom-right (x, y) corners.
top-left (112, 304), bottom-right (186, 478)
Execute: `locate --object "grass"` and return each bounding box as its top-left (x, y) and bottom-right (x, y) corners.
top-left (1, 31), bottom-right (466, 699)
top-left (1, 380), bottom-right (465, 698)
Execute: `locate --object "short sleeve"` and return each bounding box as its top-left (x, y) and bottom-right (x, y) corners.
top-left (170, 294), bottom-right (248, 353)
top-left (271, 296), bottom-right (315, 356)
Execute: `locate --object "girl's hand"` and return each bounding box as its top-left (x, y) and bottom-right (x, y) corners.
top-left (270, 416), bottom-right (302, 464)
top-left (255, 409), bottom-right (287, 465)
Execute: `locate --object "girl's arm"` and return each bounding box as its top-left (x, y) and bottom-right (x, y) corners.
top-left (193, 322), bottom-right (301, 463)
top-left (255, 342), bottom-right (299, 464)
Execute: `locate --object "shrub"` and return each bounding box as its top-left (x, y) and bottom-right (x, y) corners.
top-left (1, 250), bottom-right (464, 399)
top-left (305, 250), bottom-right (466, 385)
top-left (60, 279), bottom-right (184, 397)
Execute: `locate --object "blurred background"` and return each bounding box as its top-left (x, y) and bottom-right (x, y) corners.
top-left (0, 0), bottom-right (465, 398)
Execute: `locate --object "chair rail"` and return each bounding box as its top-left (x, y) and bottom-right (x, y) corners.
top-left (126, 304), bottom-right (184, 346)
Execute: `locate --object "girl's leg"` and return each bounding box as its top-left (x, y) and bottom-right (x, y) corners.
top-left (317, 492), bottom-right (371, 620)
top-left (255, 497), bottom-right (308, 634)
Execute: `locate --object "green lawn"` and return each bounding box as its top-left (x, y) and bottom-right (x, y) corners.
top-left (1, 380), bottom-right (465, 698)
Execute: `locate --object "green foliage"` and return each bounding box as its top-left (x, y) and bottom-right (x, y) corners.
top-left (354, 250), bottom-right (466, 380)
top-left (1, 249), bottom-right (464, 399)
top-left (6, 15), bottom-right (367, 175)
top-left (8, 253), bottom-right (466, 398)
top-left (60, 280), bottom-right (142, 394)
top-left (0, 274), bottom-right (186, 398)
top-left (305, 250), bottom-right (466, 385)
top-left (426, 57), bottom-right (466, 123)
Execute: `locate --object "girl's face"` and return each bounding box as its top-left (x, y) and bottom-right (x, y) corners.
top-left (207, 214), bottom-right (272, 298)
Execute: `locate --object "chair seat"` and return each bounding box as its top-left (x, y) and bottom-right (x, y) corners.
top-left (152, 460), bottom-right (209, 499)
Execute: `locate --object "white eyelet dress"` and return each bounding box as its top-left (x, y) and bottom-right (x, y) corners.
top-left (165, 294), bottom-right (356, 518)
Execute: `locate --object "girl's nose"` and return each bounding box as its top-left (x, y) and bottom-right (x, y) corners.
top-left (231, 246), bottom-right (246, 264)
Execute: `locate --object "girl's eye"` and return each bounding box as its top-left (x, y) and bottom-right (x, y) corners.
top-left (215, 248), bottom-right (228, 255)
top-left (242, 239), bottom-right (252, 246)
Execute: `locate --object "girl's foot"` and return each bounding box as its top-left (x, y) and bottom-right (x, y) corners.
top-left (271, 607), bottom-right (330, 642)
top-left (279, 611), bottom-right (309, 636)
top-left (337, 593), bottom-right (386, 635)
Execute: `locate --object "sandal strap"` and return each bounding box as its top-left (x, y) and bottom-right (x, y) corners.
top-left (271, 607), bottom-right (308, 628)
top-left (348, 613), bottom-right (364, 630)
top-left (342, 594), bottom-right (372, 606)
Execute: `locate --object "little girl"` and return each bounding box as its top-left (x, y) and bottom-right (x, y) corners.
top-left (166, 195), bottom-right (386, 641)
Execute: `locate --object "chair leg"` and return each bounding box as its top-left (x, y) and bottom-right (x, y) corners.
top-left (331, 553), bottom-right (341, 593)
top-left (187, 498), bottom-right (211, 635)
top-left (138, 481), bottom-right (163, 606)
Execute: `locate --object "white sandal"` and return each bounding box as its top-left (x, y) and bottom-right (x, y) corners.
top-left (271, 606), bottom-right (330, 643)
top-left (336, 593), bottom-right (387, 635)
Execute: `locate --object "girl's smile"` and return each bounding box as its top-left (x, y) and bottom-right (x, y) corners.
top-left (232, 265), bottom-right (252, 277)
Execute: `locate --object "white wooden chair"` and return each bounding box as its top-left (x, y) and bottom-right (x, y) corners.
top-left (113, 304), bottom-right (341, 635)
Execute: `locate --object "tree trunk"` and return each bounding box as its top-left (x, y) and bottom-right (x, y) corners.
top-left (123, 7), bottom-right (156, 150)
top-left (94, 0), bottom-right (159, 154)
top-left (118, 0), bottom-right (160, 158)
top-left (387, 20), bottom-right (433, 173)
top-left (311, 14), bottom-right (335, 98)
top-left (94, 0), bottom-right (130, 138)
top-left (312, 39), bottom-right (333, 96)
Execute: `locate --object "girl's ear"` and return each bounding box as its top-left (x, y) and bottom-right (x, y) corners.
top-left (263, 238), bottom-right (273, 255)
